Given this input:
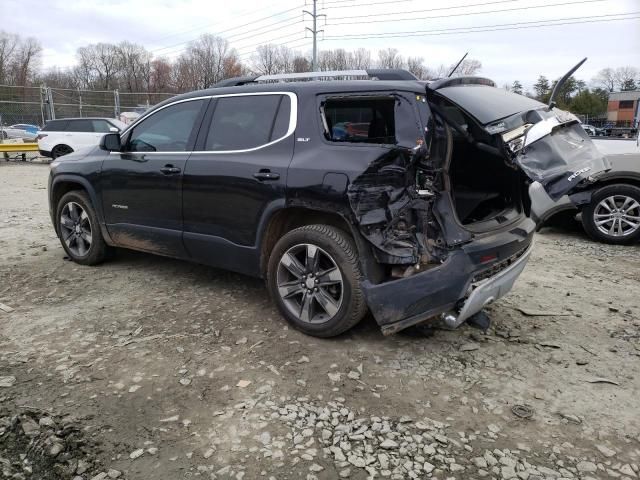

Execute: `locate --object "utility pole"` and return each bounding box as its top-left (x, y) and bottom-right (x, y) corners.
top-left (304, 0), bottom-right (325, 71)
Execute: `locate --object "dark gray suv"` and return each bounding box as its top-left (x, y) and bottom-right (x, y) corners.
top-left (47, 69), bottom-right (609, 337)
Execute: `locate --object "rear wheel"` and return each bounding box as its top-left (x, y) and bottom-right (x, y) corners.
top-left (56, 190), bottom-right (109, 265)
top-left (267, 224), bottom-right (366, 337)
top-left (582, 184), bottom-right (640, 245)
top-left (52, 144), bottom-right (73, 159)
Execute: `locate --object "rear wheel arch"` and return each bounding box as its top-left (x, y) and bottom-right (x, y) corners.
top-left (259, 207), bottom-right (370, 278)
top-left (52, 144), bottom-right (74, 159)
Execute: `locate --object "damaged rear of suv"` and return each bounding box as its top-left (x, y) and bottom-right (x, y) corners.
top-left (272, 68), bottom-right (608, 336)
top-left (48, 68), bottom-right (609, 338)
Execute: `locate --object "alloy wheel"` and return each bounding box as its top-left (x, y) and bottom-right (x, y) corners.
top-left (59, 201), bottom-right (93, 256)
top-left (593, 195), bottom-right (640, 237)
top-left (276, 243), bottom-right (344, 324)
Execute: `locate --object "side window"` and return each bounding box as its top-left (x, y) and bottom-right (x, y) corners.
top-left (204, 95), bottom-right (289, 151)
top-left (322, 96), bottom-right (396, 144)
top-left (42, 120), bottom-right (69, 132)
top-left (127, 100), bottom-right (205, 152)
top-left (67, 120), bottom-right (94, 132)
top-left (91, 120), bottom-right (113, 133)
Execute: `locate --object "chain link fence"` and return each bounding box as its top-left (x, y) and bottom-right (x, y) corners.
top-left (0, 84), bottom-right (175, 128)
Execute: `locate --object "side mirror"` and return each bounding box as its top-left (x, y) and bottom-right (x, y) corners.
top-left (109, 126), bottom-right (119, 133)
top-left (100, 133), bottom-right (121, 152)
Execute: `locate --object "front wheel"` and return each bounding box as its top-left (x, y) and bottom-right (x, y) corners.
top-left (267, 225), bottom-right (367, 337)
top-left (56, 190), bottom-right (110, 265)
top-left (582, 184), bottom-right (640, 245)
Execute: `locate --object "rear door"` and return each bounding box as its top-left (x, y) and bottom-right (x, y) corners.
top-left (430, 84), bottom-right (610, 201)
top-left (182, 92), bottom-right (296, 275)
top-left (101, 98), bottom-right (208, 257)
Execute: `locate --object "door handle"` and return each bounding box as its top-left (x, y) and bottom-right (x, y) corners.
top-left (160, 165), bottom-right (181, 174)
top-left (253, 170), bottom-right (280, 181)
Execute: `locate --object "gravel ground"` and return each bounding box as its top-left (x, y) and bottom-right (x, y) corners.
top-left (1, 162), bottom-right (639, 480)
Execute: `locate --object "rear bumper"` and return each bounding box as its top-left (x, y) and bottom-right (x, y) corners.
top-left (362, 217), bottom-right (536, 335)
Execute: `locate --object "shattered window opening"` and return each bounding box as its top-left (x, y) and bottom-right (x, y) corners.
top-left (322, 96), bottom-right (396, 144)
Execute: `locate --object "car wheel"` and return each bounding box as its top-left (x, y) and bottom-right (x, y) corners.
top-left (582, 184), bottom-right (640, 245)
top-left (56, 190), bottom-right (109, 265)
top-left (52, 144), bottom-right (73, 159)
top-left (267, 224), bottom-right (367, 337)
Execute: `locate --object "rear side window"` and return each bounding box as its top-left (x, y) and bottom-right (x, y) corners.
top-left (323, 97), bottom-right (396, 144)
top-left (204, 94), bottom-right (291, 151)
top-left (127, 99), bottom-right (205, 152)
top-left (42, 120), bottom-right (70, 132)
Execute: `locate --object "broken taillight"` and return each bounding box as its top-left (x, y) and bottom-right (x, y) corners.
top-left (479, 254), bottom-right (497, 264)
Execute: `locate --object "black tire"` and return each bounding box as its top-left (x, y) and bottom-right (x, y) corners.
top-left (56, 190), bottom-right (110, 265)
top-left (267, 224), bottom-right (367, 337)
top-left (582, 184), bottom-right (640, 245)
top-left (52, 144), bottom-right (73, 159)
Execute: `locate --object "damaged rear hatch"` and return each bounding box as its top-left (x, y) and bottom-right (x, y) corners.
top-left (427, 77), bottom-right (610, 219)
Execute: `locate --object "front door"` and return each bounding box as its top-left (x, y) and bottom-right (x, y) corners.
top-left (182, 92), bottom-right (296, 275)
top-left (101, 98), bottom-right (208, 257)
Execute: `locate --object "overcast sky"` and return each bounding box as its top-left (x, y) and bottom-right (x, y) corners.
top-left (4, 0), bottom-right (640, 90)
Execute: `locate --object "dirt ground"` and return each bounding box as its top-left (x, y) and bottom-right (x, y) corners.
top-left (1, 161), bottom-right (639, 480)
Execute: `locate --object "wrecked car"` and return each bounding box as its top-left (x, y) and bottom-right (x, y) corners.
top-left (47, 68), bottom-right (609, 337)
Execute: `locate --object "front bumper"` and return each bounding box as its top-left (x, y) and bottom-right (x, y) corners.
top-left (362, 217), bottom-right (535, 335)
top-left (39, 149), bottom-right (52, 158)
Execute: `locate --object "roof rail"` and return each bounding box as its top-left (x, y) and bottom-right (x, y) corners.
top-left (212, 69), bottom-right (419, 87)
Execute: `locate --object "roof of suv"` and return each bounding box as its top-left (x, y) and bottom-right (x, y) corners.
top-left (162, 80), bottom-right (427, 105)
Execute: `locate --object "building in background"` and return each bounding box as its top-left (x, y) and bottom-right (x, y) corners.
top-left (607, 91), bottom-right (640, 127)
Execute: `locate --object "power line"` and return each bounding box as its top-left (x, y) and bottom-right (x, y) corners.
top-left (326, 0), bottom-right (607, 26)
top-left (157, 16), bottom-right (306, 58)
top-left (151, 5), bottom-right (305, 53)
top-left (322, 12), bottom-right (640, 40)
top-left (321, 0), bottom-right (416, 9)
top-left (237, 32), bottom-right (309, 56)
top-left (327, 0), bottom-right (520, 19)
top-left (144, 0), bottom-right (297, 46)
top-left (237, 38), bottom-right (311, 60)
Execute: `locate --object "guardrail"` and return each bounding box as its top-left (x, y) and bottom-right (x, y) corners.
top-left (0, 142), bottom-right (39, 161)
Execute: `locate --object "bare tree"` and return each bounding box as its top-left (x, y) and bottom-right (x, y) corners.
top-left (614, 66), bottom-right (638, 91)
top-left (406, 56), bottom-right (427, 79)
top-left (292, 55), bottom-right (311, 73)
top-left (75, 43), bottom-right (120, 89)
top-left (377, 48), bottom-right (404, 69)
top-left (352, 48), bottom-right (371, 70)
top-left (0, 31), bottom-right (20, 84)
top-left (116, 41), bottom-right (152, 92)
top-left (150, 58), bottom-right (173, 92)
top-left (251, 44), bottom-right (281, 75)
top-left (455, 58), bottom-right (482, 76)
top-left (593, 67), bottom-right (616, 92)
top-left (13, 37), bottom-right (42, 85)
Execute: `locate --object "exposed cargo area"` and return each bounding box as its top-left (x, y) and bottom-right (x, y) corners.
top-left (449, 139), bottom-right (522, 228)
